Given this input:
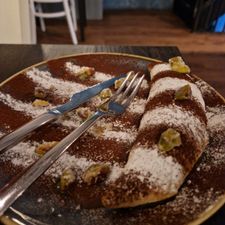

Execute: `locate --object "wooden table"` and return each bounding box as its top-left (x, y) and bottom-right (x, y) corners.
top-left (0, 44), bottom-right (224, 225)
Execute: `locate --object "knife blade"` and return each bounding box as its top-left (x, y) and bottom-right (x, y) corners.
top-left (0, 73), bottom-right (126, 153)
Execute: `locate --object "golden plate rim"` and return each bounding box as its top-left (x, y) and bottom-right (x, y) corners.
top-left (0, 52), bottom-right (224, 225)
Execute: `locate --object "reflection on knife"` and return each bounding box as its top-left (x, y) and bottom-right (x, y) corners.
top-left (0, 73), bottom-right (126, 153)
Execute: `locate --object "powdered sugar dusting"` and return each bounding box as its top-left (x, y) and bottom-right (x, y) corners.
top-left (45, 152), bottom-right (95, 180)
top-left (0, 92), bottom-right (137, 144)
top-left (0, 92), bottom-right (51, 118)
top-left (92, 72), bottom-right (113, 82)
top-left (140, 79), bottom-right (149, 89)
top-left (150, 63), bottom-right (171, 79)
top-left (26, 68), bottom-right (86, 98)
top-left (207, 106), bottom-right (225, 133)
top-left (65, 62), bottom-right (113, 82)
top-left (26, 67), bottom-right (149, 116)
top-left (140, 105), bottom-right (208, 147)
top-left (102, 130), bottom-right (137, 143)
top-left (58, 117), bottom-right (81, 130)
top-left (58, 110), bottom-right (138, 143)
top-left (46, 153), bottom-right (123, 183)
top-left (124, 145), bottom-right (184, 192)
top-left (65, 62), bottom-right (86, 74)
top-left (107, 165), bottom-right (123, 183)
top-left (65, 62), bottom-right (149, 90)
top-left (0, 58), bottom-right (224, 224)
top-left (127, 97), bottom-right (147, 114)
top-left (61, 115), bottom-right (137, 143)
top-left (2, 141), bottom-right (39, 167)
top-left (195, 79), bottom-right (215, 96)
top-left (149, 77), bottom-right (205, 109)
top-left (89, 118), bottom-right (138, 143)
top-left (1, 138), bottom-right (122, 181)
top-left (26, 68), bottom-right (105, 107)
top-left (198, 106), bottom-right (225, 171)
top-left (71, 100), bottom-right (225, 223)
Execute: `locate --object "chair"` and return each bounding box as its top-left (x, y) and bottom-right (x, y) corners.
top-left (29, 0), bottom-right (78, 44)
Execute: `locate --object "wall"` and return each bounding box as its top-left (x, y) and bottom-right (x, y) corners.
top-left (0, 0), bottom-right (33, 44)
top-left (103, 0), bottom-right (174, 10)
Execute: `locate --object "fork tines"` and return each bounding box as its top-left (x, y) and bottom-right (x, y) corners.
top-left (112, 71), bottom-right (145, 107)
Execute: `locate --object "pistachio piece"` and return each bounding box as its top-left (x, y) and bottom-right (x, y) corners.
top-left (169, 56), bottom-right (184, 64)
top-left (90, 124), bottom-right (105, 137)
top-left (169, 56), bottom-right (190, 73)
top-left (76, 107), bottom-right (92, 120)
top-left (114, 78), bottom-right (125, 89)
top-left (60, 168), bottom-right (76, 191)
top-left (34, 87), bottom-right (47, 99)
top-left (79, 73), bottom-right (90, 81)
top-left (172, 64), bottom-right (190, 73)
top-left (158, 128), bottom-right (182, 152)
top-left (50, 85), bottom-right (57, 92)
top-left (83, 67), bottom-right (95, 76)
top-left (32, 99), bottom-right (49, 107)
top-left (35, 141), bottom-right (58, 156)
top-left (89, 122), bottom-right (113, 137)
top-left (100, 88), bottom-right (112, 100)
top-left (175, 84), bottom-right (192, 100)
top-left (77, 67), bottom-right (95, 80)
top-left (82, 164), bottom-right (110, 185)
top-left (98, 99), bottom-right (109, 112)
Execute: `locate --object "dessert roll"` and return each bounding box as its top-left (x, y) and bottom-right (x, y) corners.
top-left (102, 57), bottom-right (208, 208)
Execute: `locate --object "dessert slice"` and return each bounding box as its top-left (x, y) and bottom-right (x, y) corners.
top-left (102, 57), bottom-right (208, 208)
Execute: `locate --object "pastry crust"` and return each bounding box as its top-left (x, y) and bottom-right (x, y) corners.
top-left (102, 59), bottom-right (208, 208)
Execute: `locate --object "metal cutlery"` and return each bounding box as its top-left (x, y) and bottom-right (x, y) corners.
top-left (0, 71), bottom-right (145, 216)
top-left (0, 73), bottom-right (126, 154)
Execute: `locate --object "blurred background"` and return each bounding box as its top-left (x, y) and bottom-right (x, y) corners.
top-left (0, 0), bottom-right (225, 87)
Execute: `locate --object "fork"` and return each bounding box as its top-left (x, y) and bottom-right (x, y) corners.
top-left (0, 71), bottom-right (145, 216)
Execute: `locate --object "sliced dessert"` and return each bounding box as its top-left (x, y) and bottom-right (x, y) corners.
top-left (102, 57), bottom-right (208, 208)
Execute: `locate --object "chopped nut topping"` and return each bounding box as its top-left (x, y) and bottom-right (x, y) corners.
top-left (76, 67), bottom-right (95, 80)
top-left (76, 107), bottom-right (92, 120)
top-left (89, 122), bottom-right (113, 137)
top-left (105, 123), bottom-right (113, 130)
top-left (34, 87), bottom-right (47, 99)
top-left (60, 168), bottom-right (76, 191)
top-left (114, 78), bottom-right (125, 89)
top-left (175, 84), bottom-right (192, 100)
top-left (50, 85), bottom-right (57, 92)
top-left (98, 99), bottom-right (109, 112)
top-left (99, 88), bottom-right (112, 100)
top-left (82, 164), bottom-right (110, 185)
top-left (169, 56), bottom-right (191, 73)
top-left (158, 128), bottom-right (182, 152)
top-left (32, 99), bottom-right (49, 107)
top-left (90, 124), bottom-right (105, 137)
top-left (35, 141), bottom-right (58, 156)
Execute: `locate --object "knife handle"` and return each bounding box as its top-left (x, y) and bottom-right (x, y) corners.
top-left (0, 113), bottom-right (57, 153)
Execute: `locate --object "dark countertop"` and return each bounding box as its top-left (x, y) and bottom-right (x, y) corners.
top-left (0, 44), bottom-right (224, 225)
top-left (0, 44), bottom-right (182, 82)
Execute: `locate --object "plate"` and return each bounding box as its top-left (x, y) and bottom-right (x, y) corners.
top-left (0, 53), bottom-right (224, 225)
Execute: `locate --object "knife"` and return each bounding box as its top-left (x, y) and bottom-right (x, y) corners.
top-left (0, 73), bottom-right (126, 153)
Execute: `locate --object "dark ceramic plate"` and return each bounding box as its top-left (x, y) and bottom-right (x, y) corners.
top-left (0, 53), bottom-right (224, 225)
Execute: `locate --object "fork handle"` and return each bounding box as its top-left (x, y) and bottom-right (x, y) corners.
top-left (0, 113), bottom-right (57, 154)
top-left (0, 111), bottom-right (104, 216)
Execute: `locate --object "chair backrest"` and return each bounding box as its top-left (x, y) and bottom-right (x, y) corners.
top-left (29, 0), bottom-right (69, 18)
top-left (29, 0), bottom-right (78, 44)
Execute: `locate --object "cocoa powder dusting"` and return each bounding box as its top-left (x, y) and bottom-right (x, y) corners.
top-left (0, 55), bottom-right (224, 225)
